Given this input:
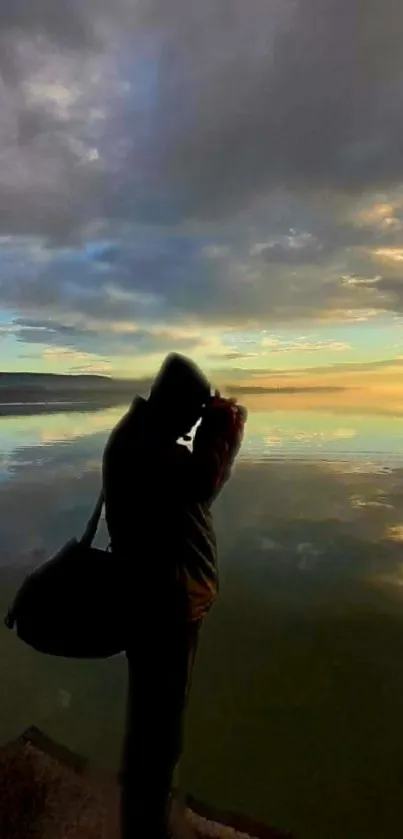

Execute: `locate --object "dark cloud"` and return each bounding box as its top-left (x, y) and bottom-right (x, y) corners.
top-left (12, 316), bottom-right (202, 357)
top-left (257, 239), bottom-right (327, 265)
top-left (224, 357), bottom-right (403, 380)
top-left (319, 356), bottom-right (403, 374)
top-left (130, 0), bottom-right (403, 217)
top-left (0, 2), bottom-right (94, 50)
top-left (209, 351), bottom-right (262, 361)
top-left (0, 224), bottom-right (396, 344)
top-left (371, 276), bottom-right (403, 312)
top-left (254, 221), bottom-right (393, 266)
top-left (227, 385), bottom-right (347, 395)
top-left (0, 0), bottom-right (403, 344)
top-left (0, 0), bottom-right (402, 236)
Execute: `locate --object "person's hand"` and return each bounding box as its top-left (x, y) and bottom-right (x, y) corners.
top-left (211, 390), bottom-right (248, 422)
top-left (199, 389), bottom-right (247, 437)
top-left (193, 388), bottom-right (248, 483)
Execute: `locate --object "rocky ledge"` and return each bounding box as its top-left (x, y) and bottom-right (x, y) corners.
top-left (0, 727), bottom-right (294, 839)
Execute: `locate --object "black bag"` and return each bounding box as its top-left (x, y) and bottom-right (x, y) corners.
top-left (4, 492), bottom-right (127, 659)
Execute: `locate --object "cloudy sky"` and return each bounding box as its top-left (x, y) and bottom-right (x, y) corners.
top-left (1, 0), bottom-right (403, 399)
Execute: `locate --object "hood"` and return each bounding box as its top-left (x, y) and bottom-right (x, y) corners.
top-left (149, 353), bottom-right (211, 409)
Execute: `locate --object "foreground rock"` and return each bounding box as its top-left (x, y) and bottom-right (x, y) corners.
top-left (0, 727), bottom-right (293, 839)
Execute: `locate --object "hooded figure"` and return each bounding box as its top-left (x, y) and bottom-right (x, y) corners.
top-left (102, 352), bottom-right (246, 839)
top-left (148, 351), bottom-right (212, 438)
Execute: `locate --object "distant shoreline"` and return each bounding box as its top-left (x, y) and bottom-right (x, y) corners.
top-left (0, 397), bottom-right (131, 417)
top-left (0, 375), bottom-right (141, 416)
top-left (0, 389), bottom-right (135, 402)
top-left (0, 401), bottom-right (96, 407)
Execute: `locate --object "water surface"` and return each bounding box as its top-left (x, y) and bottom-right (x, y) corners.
top-left (1, 401), bottom-right (403, 839)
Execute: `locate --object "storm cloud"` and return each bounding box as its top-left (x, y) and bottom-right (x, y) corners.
top-left (1, 0), bottom-right (403, 361)
top-left (3, 0), bottom-right (403, 224)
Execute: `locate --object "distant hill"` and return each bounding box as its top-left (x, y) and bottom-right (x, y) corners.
top-left (0, 373), bottom-right (152, 404)
top-left (0, 373), bottom-right (129, 390)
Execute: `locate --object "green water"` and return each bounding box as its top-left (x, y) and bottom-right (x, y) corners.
top-left (1, 403), bottom-right (403, 839)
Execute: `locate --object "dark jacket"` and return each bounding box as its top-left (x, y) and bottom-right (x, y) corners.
top-left (102, 395), bottom-right (242, 622)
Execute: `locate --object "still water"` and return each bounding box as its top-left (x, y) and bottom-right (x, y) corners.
top-left (1, 401), bottom-right (403, 839)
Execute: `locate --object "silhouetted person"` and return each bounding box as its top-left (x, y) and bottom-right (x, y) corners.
top-left (102, 353), bottom-right (247, 839)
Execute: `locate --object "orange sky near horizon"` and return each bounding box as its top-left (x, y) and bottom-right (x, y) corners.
top-left (214, 360), bottom-right (403, 416)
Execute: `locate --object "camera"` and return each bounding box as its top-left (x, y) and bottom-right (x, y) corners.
top-left (202, 393), bottom-right (247, 423)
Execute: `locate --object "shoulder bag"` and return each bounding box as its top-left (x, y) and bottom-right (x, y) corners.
top-left (4, 491), bottom-right (127, 658)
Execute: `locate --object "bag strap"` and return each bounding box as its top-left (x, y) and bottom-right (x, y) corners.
top-left (80, 489), bottom-right (104, 549)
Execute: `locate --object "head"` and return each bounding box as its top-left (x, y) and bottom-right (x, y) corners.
top-left (147, 353), bottom-right (211, 441)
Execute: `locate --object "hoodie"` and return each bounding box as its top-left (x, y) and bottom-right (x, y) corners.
top-left (102, 355), bottom-right (244, 623)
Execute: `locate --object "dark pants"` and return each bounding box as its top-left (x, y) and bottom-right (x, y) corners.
top-left (120, 614), bottom-right (201, 838)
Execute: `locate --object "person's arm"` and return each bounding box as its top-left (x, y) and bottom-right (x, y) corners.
top-left (194, 398), bottom-right (246, 503)
top-left (167, 395), bottom-right (246, 506)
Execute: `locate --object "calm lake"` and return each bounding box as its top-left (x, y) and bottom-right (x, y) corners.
top-left (1, 401), bottom-right (403, 839)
